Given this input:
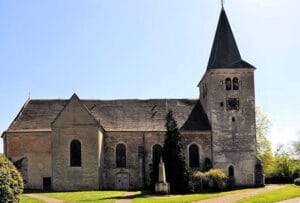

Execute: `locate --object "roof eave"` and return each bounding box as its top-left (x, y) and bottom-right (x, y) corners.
top-left (5, 98), bottom-right (31, 132)
top-left (1, 131), bottom-right (6, 138)
top-left (207, 60), bottom-right (256, 70)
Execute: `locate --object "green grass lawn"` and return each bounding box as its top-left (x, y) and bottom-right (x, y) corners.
top-left (20, 185), bottom-right (300, 203)
top-left (132, 188), bottom-right (256, 203)
top-left (21, 189), bottom-right (253, 203)
top-left (237, 185), bottom-right (300, 203)
top-left (20, 195), bottom-right (44, 203)
top-left (42, 190), bottom-right (126, 203)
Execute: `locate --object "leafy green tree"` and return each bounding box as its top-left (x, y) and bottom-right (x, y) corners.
top-left (163, 110), bottom-right (189, 194)
top-left (256, 106), bottom-right (274, 175)
top-left (255, 107), bottom-right (300, 180)
top-left (0, 154), bottom-right (24, 203)
top-left (272, 146), bottom-right (294, 176)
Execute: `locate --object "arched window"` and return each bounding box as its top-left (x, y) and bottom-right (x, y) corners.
top-left (70, 140), bottom-right (81, 167)
top-left (225, 78), bottom-right (232, 90)
top-left (204, 158), bottom-right (212, 171)
top-left (233, 77), bottom-right (239, 90)
top-left (189, 144), bottom-right (200, 168)
top-left (116, 144), bottom-right (126, 168)
top-left (229, 165), bottom-right (234, 177)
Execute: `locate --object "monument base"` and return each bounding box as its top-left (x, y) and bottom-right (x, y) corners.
top-left (155, 182), bottom-right (170, 194)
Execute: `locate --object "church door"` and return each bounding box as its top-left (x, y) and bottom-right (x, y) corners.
top-left (43, 177), bottom-right (51, 191)
top-left (115, 173), bottom-right (129, 190)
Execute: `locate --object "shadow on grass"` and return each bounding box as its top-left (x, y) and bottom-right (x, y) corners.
top-left (84, 191), bottom-right (148, 202)
top-left (24, 190), bottom-right (148, 202)
top-left (87, 189), bottom-right (230, 201)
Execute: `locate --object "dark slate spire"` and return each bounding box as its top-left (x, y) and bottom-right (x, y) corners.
top-left (207, 8), bottom-right (254, 69)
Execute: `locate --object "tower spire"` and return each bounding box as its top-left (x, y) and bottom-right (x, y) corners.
top-left (206, 7), bottom-right (255, 69)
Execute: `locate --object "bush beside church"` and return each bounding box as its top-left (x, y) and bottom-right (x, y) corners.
top-left (0, 154), bottom-right (24, 203)
top-left (190, 169), bottom-right (229, 192)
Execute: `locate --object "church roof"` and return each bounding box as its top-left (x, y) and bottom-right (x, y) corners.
top-left (207, 8), bottom-right (255, 69)
top-left (5, 98), bottom-right (211, 133)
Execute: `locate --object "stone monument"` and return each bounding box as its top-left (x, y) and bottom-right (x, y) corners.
top-left (155, 158), bottom-right (170, 194)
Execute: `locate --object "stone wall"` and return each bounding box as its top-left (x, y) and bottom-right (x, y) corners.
top-left (199, 68), bottom-right (256, 186)
top-left (102, 131), bottom-right (212, 190)
top-left (102, 131), bottom-right (143, 190)
top-left (51, 95), bottom-right (102, 191)
top-left (51, 127), bottom-right (102, 191)
top-left (4, 94), bottom-right (213, 191)
top-left (4, 127), bottom-right (211, 191)
top-left (4, 131), bottom-right (52, 189)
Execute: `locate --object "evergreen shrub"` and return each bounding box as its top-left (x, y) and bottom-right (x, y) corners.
top-left (0, 154), bottom-right (24, 203)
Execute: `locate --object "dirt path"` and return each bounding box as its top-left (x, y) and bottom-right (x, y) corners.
top-left (278, 198), bottom-right (300, 203)
top-left (25, 194), bottom-right (64, 203)
top-left (194, 184), bottom-right (286, 203)
top-left (115, 192), bottom-right (139, 203)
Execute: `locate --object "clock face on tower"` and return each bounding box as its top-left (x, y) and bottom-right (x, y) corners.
top-left (226, 98), bottom-right (239, 111)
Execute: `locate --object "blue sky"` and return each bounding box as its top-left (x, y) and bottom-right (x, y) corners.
top-left (0, 0), bottom-right (299, 153)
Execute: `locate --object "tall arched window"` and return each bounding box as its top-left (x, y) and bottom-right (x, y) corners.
top-left (229, 165), bottom-right (234, 177)
top-left (225, 78), bottom-right (232, 90)
top-left (70, 140), bottom-right (81, 167)
top-left (233, 77), bottom-right (239, 90)
top-left (189, 144), bottom-right (200, 168)
top-left (116, 144), bottom-right (126, 168)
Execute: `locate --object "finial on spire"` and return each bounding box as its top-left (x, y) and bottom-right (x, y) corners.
top-left (221, 0), bottom-right (224, 9)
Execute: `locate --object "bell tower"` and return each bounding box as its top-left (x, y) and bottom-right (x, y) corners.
top-left (199, 8), bottom-right (257, 186)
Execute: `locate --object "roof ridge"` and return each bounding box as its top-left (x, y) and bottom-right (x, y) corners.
top-left (28, 98), bottom-right (199, 102)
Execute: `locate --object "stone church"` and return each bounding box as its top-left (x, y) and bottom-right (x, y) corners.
top-left (2, 8), bottom-right (260, 191)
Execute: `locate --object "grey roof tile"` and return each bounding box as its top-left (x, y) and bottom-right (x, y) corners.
top-left (7, 99), bottom-right (211, 132)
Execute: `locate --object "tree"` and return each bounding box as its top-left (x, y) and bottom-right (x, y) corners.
top-left (292, 133), bottom-right (300, 160)
top-left (256, 106), bottom-right (274, 175)
top-left (293, 141), bottom-right (300, 156)
top-left (267, 145), bottom-right (300, 181)
top-left (163, 110), bottom-right (189, 194)
top-left (0, 154), bottom-right (24, 203)
top-left (272, 145), bottom-right (294, 176)
top-left (255, 107), bottom-right (300, 181)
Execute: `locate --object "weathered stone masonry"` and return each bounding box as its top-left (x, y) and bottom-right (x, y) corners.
top-left (2, 8), bottom-right (260, 191)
